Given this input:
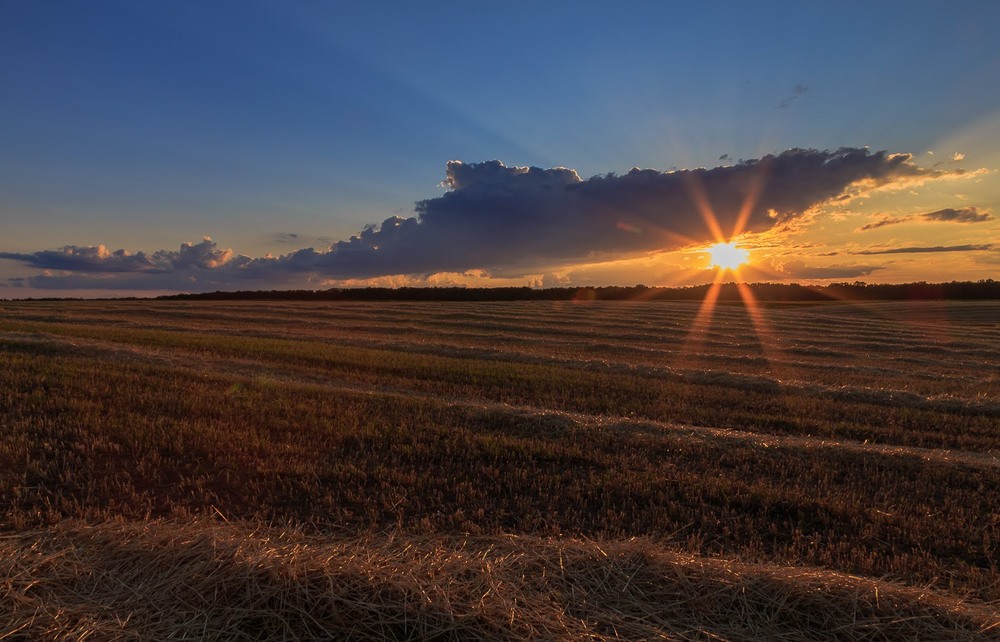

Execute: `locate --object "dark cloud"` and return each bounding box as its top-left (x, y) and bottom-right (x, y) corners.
top-left (1, 148), bottom-right (969, 290)
top-left (1, 239), bottom-right (273, 291)
top-left (289, 148), bottom-right (953, 279)
top-left (0, 239), bottom-right (232, 274)
top-left (0, 245), bottom-right (161, 273)
top-left (856, 244), bottom-right (993, 255)
top-left (920, 207), bottom-right (992, 223)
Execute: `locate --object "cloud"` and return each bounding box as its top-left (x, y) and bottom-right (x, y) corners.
top-left (856, 216), bottom-right (907, 232)
top-left (272, 232), bottom-right (300, 244)
top-left (289, 148), bottom-right (959, 279)
top-left (854, 206), bottom-right (992, 232)
top-left (1, 239), bottom-right (271, 291)
top-left (855, 244), bottom-right (993, 255)
top-left (775, 83), bottom-right (809, 109)
top-left (920, 207), bottom-right (992, 223)
top-left (270, 232), bottom-right (333, 246)
top-left (0, 245), bottom-right (161, 273)
top-left (769, 259), bottom-right (882, 280)
top-left (1, 148), bottom-right (975, 290)
top-left (0, 239), bottom-right (233, 274)
top-left (952, 152), bottom-right (965, 162)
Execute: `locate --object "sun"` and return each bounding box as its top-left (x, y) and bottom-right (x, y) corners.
top-left (707, 241), bottom-right (750, 271)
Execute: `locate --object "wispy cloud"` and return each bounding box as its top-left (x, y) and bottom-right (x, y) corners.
top-left (920, 207), bottom-right (991, 223)
top-left (271, 232), bottom-right (301, 244)
top-left (855, 206), bottom-right (992, 232)
top-left (775, 83), bottom-right (809, 109)
top-left (270, 232), bottom-right (334, 246)
top-left (855, 244), bottom-right (993, 255)
top-left (856, 216), bottom-right (907, 232)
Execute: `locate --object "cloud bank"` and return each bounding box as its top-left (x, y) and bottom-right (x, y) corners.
top-left (0, 239), bottom-right (233, 274)
top-left (1, 148), bottom-right (973, 291)
top-left (315, 148), bottom-right (953, 278)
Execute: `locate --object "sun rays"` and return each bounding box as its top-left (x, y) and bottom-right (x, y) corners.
top-left (675, 171), bottom-right (790, 377)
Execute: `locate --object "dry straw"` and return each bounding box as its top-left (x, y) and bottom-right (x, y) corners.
top-left (1, 519), bottom-right (997, 640)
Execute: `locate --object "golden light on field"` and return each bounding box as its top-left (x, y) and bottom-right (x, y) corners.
top-left (706, 241), bottom-right (750, 271)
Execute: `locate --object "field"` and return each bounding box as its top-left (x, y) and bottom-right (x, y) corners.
top-left (1, 298), bottom-right (998, 639)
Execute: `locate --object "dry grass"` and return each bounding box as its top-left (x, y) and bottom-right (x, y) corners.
top-left (3, 519), bottom-right (997, 641)
top-left (2, 300), bottom-right (999, 639)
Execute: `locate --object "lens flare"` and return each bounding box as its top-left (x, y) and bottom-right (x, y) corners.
top-left (706, 242), bottom-right (750, 271)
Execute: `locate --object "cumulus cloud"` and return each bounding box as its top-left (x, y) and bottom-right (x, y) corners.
top-left (288, 148), bottom-right (959, 279)
top-left (1, 148), bottom-right (974, 290)
top-left (0, 245), bottom-right (160, 273)
top-left (855, 244), bottom-right (993, 255)
top-left (0, 239), bottom-right (233, 274)
top-left (1, 239), bottom-right (278, 291)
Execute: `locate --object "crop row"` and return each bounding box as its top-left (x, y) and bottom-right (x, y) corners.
top-left (1, 320), bottom-right (998, 600)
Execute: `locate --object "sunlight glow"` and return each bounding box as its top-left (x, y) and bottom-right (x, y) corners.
top-left (707, 242), bottom-right (750, 271)
top-left (673, 176), bottom-right (782, 378)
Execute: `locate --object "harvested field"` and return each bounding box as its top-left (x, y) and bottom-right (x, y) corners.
top-left (1, 299), bottom-right (998, 639)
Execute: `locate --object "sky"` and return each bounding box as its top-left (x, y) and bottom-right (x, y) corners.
top-left (2, 1), bottom-right (999, 297)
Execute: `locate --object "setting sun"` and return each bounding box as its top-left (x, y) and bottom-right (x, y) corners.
top-left (706, 241), bottom-right (750, 271)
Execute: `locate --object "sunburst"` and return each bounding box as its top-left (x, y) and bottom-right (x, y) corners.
top-left (674, 169), bottom-right (787, 378)
top-left (706, 241), bottom-right (750, 271)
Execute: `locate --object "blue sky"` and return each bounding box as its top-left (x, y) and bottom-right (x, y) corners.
top-left (2, 1), bottom-right (999, 295)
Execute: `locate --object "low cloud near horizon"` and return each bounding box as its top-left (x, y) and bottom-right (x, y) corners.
top-left (0, 147), bottom-right (976, 291)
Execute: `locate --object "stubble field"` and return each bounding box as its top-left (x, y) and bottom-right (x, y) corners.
top-left (1, 298), bottom-right (998, 639)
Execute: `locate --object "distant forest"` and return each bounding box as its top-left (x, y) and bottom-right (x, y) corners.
top-left (153, 280), bottom-right (1000, 303)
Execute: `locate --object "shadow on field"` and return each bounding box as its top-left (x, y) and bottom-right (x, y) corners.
top-left (2, 519), bottom-right (997, 641)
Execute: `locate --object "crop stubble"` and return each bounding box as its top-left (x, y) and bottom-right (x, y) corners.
top-left (1, 299), bottom-right (998, 637)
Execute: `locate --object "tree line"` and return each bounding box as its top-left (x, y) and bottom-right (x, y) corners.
top-left (152, 280), bottom-right (1000, 302)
